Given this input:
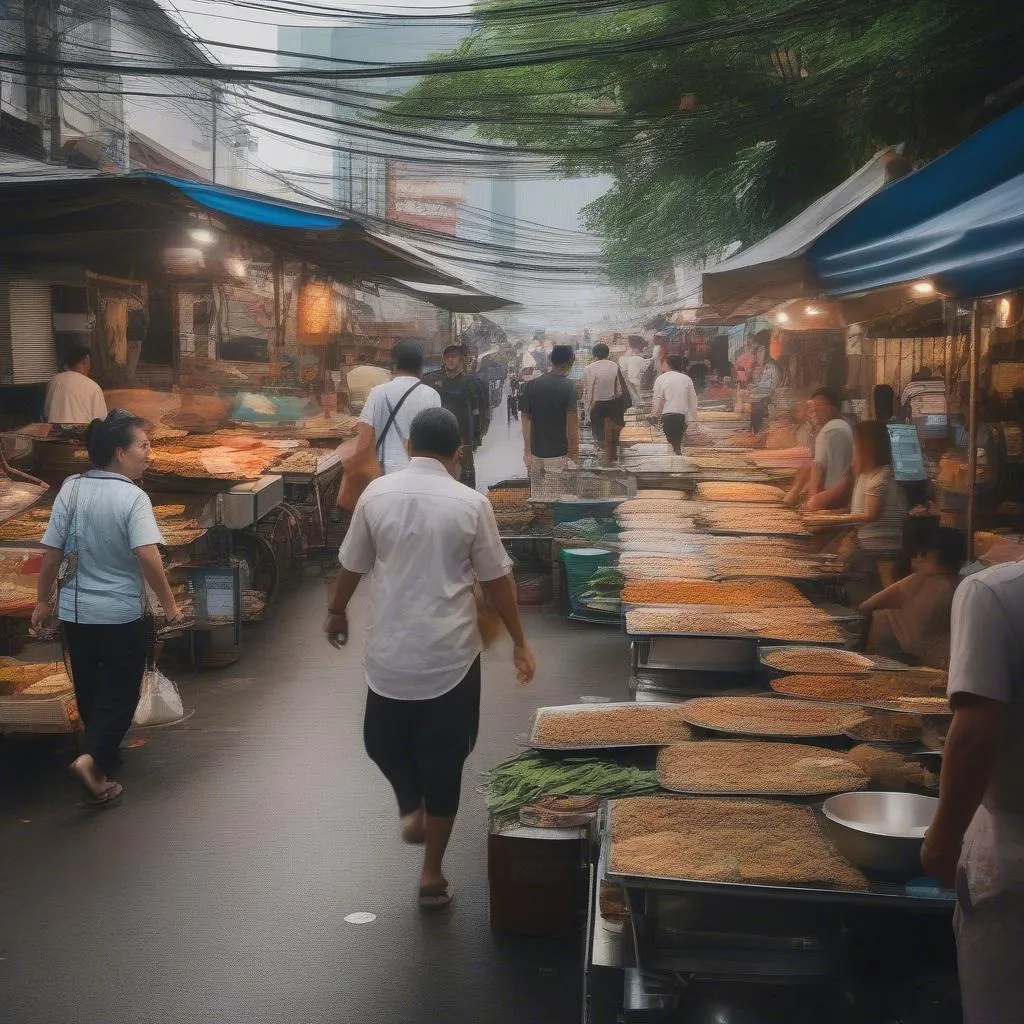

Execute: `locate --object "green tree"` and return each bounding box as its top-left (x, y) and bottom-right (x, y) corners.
top-left (388, 0), bottom-right (1024, 286)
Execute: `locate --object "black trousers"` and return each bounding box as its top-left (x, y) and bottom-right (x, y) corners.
top-left (457, 445), bottom-right (476, 490)
top-left (661, 413), bottom-right (687, 454)
top-left (590, 397), bottom-right (626, 444)
top-left (363, 657), bottom-right (481, 818)
top-left (62, 619), bottom-right (149, 774)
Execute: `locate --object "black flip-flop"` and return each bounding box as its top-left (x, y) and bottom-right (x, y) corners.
top-left (419, 880), bottom-right (454, 911)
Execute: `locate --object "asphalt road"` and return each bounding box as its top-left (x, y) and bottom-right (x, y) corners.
top-left (0, 582), bottom-right (630, 1024)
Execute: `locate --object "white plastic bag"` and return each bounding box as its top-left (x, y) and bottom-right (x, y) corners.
top-left (133, 667), bottom-right (183, 727)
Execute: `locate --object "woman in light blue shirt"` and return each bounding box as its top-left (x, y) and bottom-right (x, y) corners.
top-left (32, 410), bottom-right (180, 806)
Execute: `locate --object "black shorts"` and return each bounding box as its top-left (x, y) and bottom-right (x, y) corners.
top-left (363, 657), bottom-right (481, 818)
top-left (591, 397), bottom-right (626, 429)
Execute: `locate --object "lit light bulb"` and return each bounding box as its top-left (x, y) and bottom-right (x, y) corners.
top-left (911, 281), bottom-right (936, 296)
top-left (189, 228), bottom-right (216, 246)
top-left (776, 311), bottom-right (789, 324)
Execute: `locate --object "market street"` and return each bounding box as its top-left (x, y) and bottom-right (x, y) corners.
top-left (0, 582), bottom-right (630, 1024)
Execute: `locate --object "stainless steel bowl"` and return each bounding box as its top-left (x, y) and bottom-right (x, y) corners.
top-left (822, 791), bottom-right (938, 875)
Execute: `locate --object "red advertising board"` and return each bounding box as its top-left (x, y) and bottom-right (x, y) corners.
top-left (387, 161), bottom-right (463, 236)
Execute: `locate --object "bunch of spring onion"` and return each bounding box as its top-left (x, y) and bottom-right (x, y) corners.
top-left (482, 751), bottom-right (660, 825)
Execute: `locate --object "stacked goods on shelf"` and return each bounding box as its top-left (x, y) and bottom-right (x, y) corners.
top-left (626, 603), bottom-right (850, 643)
top-left (0, 504), bottom-right (52, 544)
top-left (657, 741), bottom-right (869, 796)
top-left (0, 657), bottom-right (78, 733)
top-left (608, 795), bottom-right (868, 890)
top-left (625, 606), bottom-right (750, 636)
top-left (696, 481), bottom-right (786, 503)
top-left (748, 447), bottom-right (813, 469)
top-left (696, 505), bottom-right (808, 536)
top-left (846, 713), bottom-right (924, 743)
top-left (269, 448), bottom-right (322, 474)
top-left (618, 553), bottom-right (715, 580)
top-left (148, 437), bottom-right (298, 480)
top-left (621, 579), bottom-right (809, 608)
top-left (677, 695), bottom-right (867, 737)
top-left (531, 703), bottom-right (695, 748)
top-left (487, 485), bottom-right (537, 534)
top-left (153, 498), bottom-right (208, 548)
top-left (0, 478), bottom-right (48, 525)
top-left (761, 647), bottom-right (875, 674)
top-left (769, 670), bottom-right (949, 707)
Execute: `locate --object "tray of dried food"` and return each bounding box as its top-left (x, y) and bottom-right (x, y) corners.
top-left (619, 555), bottom-right (717, 581)
top-left (678, 695), bottom-right (867, 737)
top-left (604, 795), bottom-right (868, 894)
top-left (769, 671), bottom-right (948, 709)
top-left (696, 481), bottom-right (786, 504)
top-left (864, 695), bottom-right (952, 716)
top-left (622, 579), bottom-right (810, 609)
top-left (528, 702), bottom-right (695, 750)
top-left (624, 606), bottom-right (757, 639)
top-left (727, 610), bottom-right (853, 646)
top-left (845, 712), bottom-right (924, 744)
top-left (697, 510), bottom-right (810, 539)
top-left (657, 741), bottom-right (869, 797)
top-left (760, 646), bottom-right (876, 675)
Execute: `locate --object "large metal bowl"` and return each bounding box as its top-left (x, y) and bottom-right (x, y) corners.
top-left (822, 792), bottom-right (938, 875)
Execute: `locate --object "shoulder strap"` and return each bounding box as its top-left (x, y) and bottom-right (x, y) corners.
top-left (377, 380), bottom-right (423, 452)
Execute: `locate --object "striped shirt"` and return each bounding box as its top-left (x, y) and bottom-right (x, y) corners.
top-left (852, 466), bottom-right (905, 552)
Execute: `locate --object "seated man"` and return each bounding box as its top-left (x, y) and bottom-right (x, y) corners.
top-left (859, 527), bottom-right (965, 668)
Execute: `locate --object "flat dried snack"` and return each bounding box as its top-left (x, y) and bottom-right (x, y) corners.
top-left (609, 795), bottom-right (868, 890)
top-left (728, 612), bottom-right (847, 644)
top-left (846, 713), bottom-right (923, 743)
top-left (867, 695), bottom-right (952, 715)
top-left (762, 648), bottom-right (874, 675)
top-left (617, 499), bottom-right (700, 515)
top-left (657, 741), bottom-right (868, 796)
top-left (622, 579), bottom-right (808, 608)
top-left (716, 556), bottom-right (841, 579)
top-left (771, 673), bottom-right (947, 705)
top-left (532, 704), bottom-right (694, 748)
top-left (846, 745), bottom-right (938, 791)
top-left (619, 556), bottom-right (715, 580)
top-left (679, 695), bottom-right (867, 737)
top-left (20, 672), bottom-right (74, 697)
top-left (697, 482), bottom-right (786, 503)
top-left (625, 608), bottom-right (748, 636)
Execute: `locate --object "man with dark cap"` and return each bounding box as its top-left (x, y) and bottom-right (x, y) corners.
top-left (424, 342), bottom-right (490, 489)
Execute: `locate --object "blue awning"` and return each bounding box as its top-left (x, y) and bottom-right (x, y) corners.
top-left (810, 105), bottom-right (1024, 298)
top-left (143, 173), bottom-right (349, 231)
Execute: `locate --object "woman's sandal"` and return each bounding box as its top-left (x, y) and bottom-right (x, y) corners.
top-left (81, 782), bottom-right (123, 807)
top-left (418, 880), bottom-right (454, 911)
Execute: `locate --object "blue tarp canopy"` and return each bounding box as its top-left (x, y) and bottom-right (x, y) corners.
top-left (810, 105), bottom-right (1024, 299)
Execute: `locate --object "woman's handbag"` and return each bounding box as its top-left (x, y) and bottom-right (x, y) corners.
top-left (615, 366), bottom-right (634, 412)
top-left (338, 382), bottom-right (423, 512)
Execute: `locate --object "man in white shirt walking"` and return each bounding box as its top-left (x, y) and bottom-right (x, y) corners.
top-left (355, 339), bottom-right (440, 475)
top-left (583, 342), bottom-right (627, 461)
top-left (324, 407), bottom-right (537, 911)
top-left (44, 346), bottom-right (107, 424)
top-left (620, 335), bottom-right (652, 406)
top-left (651, 354), bottom-right (698, 454)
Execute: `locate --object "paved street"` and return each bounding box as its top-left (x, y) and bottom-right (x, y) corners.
top-left (0, 579), bottom-right (629, 1024)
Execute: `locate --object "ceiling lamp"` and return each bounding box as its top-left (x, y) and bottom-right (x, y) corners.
top-left (775, 311), bottom-right (790, 324)
top-left (911, 281), bottom-right (936, 296)
top-left (189, 227), bottom-right (216, 247)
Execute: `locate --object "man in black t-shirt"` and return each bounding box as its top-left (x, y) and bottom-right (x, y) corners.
top-left (424, 343), bottom-right (490, 488)
top-left (520, 345), bottom-right (579, 498)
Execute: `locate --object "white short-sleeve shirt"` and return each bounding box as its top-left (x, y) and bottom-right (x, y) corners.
top-left (339, 457), bottom-right (513, 700)
top-left (813, 417), bottom-right (854, 489)
top-left (358, 377), bottom-right (441, 475)
top-left (948, 562), bottom-right (1024, 815)
top-left (44, 371), bottom-right (107, 424)
top-left (652, 370), bottom-right (699, 418)
top-left (41, 471), bottom-right (165, 624)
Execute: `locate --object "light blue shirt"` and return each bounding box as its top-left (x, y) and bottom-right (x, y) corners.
top-left (41, 471), bottom-right (165, 625)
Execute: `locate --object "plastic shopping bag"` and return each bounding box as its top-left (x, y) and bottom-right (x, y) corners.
top-left (133, 666), bottom-right (184, 727)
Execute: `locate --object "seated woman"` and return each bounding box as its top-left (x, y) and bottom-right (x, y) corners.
top-left (860, 528), bottom-right (965, 668)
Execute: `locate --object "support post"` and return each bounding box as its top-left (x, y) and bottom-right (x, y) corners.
top-left (965, 298), bottom-right (982, 561)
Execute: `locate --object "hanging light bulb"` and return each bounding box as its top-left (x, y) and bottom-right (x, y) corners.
top-left (911, 281), bottom-right (936, 296)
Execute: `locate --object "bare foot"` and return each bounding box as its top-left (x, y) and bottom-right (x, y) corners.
top-left (400, 808), bottom-right (426, 845)
top-left (70, 754), bottom-right (110, 798)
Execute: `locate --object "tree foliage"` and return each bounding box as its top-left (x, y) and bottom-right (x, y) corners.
top-left (388, 0), bottom-right (1024, 286)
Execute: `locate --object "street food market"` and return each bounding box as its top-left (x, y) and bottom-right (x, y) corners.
top-left (4, 6), bottom-right (1024, 1023)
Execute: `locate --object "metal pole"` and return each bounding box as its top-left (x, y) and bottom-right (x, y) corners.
top-left (966, 298), bottom-right (982, 561)
top-left (211, 88), bottom-right (219, 184)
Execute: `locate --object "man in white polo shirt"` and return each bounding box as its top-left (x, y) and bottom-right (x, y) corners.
top-left (651, 353), bottom-right (698, 454)
top-left (324, 407), bottom-right (536, 912)
top-left (923, 559), bottom-right (1024, 1023)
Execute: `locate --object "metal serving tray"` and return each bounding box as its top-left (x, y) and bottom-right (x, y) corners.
top-left (526, 701), bottom-right (690, 751)
top-left (598, 802), bottom-right (953, 912)
top-left (759, 646), bottom-right (907, 674)
top-left (633, 636), bottom-right (762, 674)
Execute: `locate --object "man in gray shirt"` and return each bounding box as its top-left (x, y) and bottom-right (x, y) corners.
top-left (922, 560), bottom-right (1024, 1023)
top-left (805, 387), bottom-right (854, 511)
